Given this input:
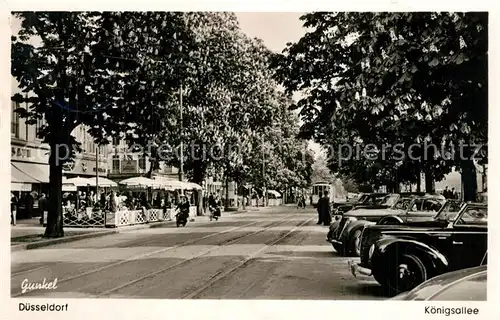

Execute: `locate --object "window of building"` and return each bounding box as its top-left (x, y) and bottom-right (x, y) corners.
top-left (139, 156), bottom-right (146, 170)
top-left (11, 102), bottom-right (20, 137)
top-left (35, 114), bottom-right (44, 139)
top-left (112, 155), bottom-right (120, 173)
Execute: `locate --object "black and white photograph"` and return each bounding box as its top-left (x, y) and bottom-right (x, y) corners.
top-left (3, 4), bottom-right (494, 318)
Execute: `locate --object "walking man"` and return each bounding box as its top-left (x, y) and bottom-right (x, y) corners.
top-left (38, 193), bottom-right (47, 225)
top-left (317, 191), bottom-right (331, 226)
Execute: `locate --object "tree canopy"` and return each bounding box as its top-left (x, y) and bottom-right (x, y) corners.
top-left (273, 12), bottom-right (487, 198)
top-left (11, 11), bottom-right (314, 236)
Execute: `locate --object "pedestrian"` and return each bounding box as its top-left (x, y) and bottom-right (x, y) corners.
top-left (11, 192), bottom-right (18, 226)
top-left (443, 186), bottom-right (450, 199)
top-left (451, 187), bottom-right (457, 199)
top-left (38, 193), bottom-right (48, 225)
top-left (310, 195), bottom-right (313, 207)
top-left (317, 191), bottom-right (332, 226)
top-left (109, 191), bottom-right (118, 213)
top-left (25, 192), bottom-right (34, 219)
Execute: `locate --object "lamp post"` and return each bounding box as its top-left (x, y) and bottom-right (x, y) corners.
top-left (95, 144), bottom-right (99, 197)
top-left (262, 135), bottom-right (266, 207)
top-left (178, 83), bottom-right (184, 182)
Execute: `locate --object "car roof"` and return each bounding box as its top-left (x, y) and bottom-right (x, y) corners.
top-left (402, 265), bottom-right (487, 301)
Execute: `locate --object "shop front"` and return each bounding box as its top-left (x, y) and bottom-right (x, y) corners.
top-left (10, 144), bottom-right (50, 219)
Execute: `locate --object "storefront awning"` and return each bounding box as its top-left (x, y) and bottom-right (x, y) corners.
top-left (12, 162), bottom-right (49, 184)
top-left (11, 182), bottom-right (32, 192)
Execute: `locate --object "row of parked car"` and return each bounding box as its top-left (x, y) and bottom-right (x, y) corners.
top-left (326, 192), bottom-right (487, 300)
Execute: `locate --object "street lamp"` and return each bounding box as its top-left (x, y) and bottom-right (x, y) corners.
top-left (179, 83), bottom-right (184, 182)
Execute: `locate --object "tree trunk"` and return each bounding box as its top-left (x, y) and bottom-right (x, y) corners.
top-left (461, 159), bottom-right (477, 202)
top-left (192, 160), bottom-right (205, 216)
top-left (44, 142), bottom-right (65, 238)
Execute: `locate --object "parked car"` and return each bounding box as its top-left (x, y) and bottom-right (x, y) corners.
top-left (349, 202), bottom-right (487, 295)
top-left (334, 193), bottom-right (389, 216)
top-left (391, 264), bottom-right (487, 301)
top-left (327, 193), bottom-right (445, 256)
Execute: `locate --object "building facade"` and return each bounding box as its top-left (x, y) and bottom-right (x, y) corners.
top-left (11, 79), bottom-right (108, 218)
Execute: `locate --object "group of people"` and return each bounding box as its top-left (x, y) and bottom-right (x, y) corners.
top-left (316, 191), bottom-right (332, 226)
top-left (10, 191), bottom-right (48, 226)
top-left (442, 186), bottom-right (459, 200)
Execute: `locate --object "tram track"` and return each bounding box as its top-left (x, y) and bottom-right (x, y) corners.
top-left (96, 214), bottom-right (308, 297)
top-left (12, 214), bottom-right (305, 297)
top-left (11, 218), bottom-right (262, 278)
top-left (182, 215), bottom-right (315, 299)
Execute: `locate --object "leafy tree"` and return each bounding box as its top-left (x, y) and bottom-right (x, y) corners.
top-left (12, 12), bottom-right (134, 237)
top-left (273, 12), bottom-right (487, 200)
top-left (11, 12), bottom-right (197, 236)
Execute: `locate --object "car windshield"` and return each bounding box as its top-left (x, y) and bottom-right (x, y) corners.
top-left (392, 197), bottom-right (413, 210)
top-left (358, 195), bottom-right (369, 203)
top-left (435, 201), bottom-right (463, 221)
top-left (381, 194), bottom-right (400, 207)
top-left (455, 206), bottom-right (488, 226)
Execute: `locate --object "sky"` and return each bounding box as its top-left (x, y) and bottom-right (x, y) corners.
top-left (234, 13), bottom-right (324, 158)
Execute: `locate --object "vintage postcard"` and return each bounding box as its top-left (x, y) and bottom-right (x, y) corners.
top-left (1, 1), bottom-right (497, 320)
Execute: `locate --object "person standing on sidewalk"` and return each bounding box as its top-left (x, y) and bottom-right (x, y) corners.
top-left (11, 193), bottom-right (18, 226)
top-left (38, 193), bottom-right (48, 225)
top-left (25, 192), bottom-right (34, 219)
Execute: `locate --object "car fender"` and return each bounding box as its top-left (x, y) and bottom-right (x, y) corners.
top-left (377, 215), bottom-right (404, 225)
top-left (342, 220), bottom-right (374, 242)
top-left (372, 236), bottom-right (449, 275)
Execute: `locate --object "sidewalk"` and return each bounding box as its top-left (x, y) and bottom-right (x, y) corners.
top-left (10, 207), bottom-right (279, 251)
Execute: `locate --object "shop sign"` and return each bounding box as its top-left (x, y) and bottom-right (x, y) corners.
top-left (11, 146), bottom-right (45, 162)
top-left (121, 160), bottom-right (138, 174)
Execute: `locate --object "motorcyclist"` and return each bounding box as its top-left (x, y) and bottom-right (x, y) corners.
top-left (176, 195), bottom-right (190, 222)
top-left (209, 194), bottom-right (221, 221)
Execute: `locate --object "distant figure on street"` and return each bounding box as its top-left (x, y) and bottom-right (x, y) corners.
top-left (176, 195), bottom-right (190, 220)
top-left (451, 187), bottom-right (458, 199)
top-left (25, 192), bottom-right (34, 219)
top-left (109, 191), bottom-right (118, 213)
top-left (310, 195), bottom-right (313, 207)
top-left (443, 186), bottom-right (450, 199)
top-left (317, 191), bottom-right (331, 226)
top-left (11, 193), bottom-right (18, 226)
top-left (38, 193), bottom-right (48, 225)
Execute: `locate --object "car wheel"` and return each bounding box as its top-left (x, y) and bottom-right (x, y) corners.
top-left (385, 254), bottom-right (428, 295)
top-left (348, 229), bottom-right (362, 257)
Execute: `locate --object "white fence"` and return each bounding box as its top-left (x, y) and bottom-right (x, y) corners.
top-left (57, 206), bottom-right (198, 228)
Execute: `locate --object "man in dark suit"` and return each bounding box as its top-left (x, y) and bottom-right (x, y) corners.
top-left (317, 191), bottom-right (332, 226)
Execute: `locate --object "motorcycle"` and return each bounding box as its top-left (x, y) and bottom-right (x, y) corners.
top-left (209, 205), bottom-right (221, 221)
top-left (175, 210), bottom-right (189, 227)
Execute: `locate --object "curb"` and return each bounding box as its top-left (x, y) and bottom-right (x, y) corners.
top-left (11, 230), bottom-right (118, 252)
top-left (11, 220), bottom-right (177, 252)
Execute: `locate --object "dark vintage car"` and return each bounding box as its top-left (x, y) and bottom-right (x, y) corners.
top-left (327, 194), bottom-right (445, 256)
top-left (334, 193), bottom-right (389, 215)
top-left (349, 202), bottom-right (487, 295)
top-left (391, 264), bottom-right (487, 301)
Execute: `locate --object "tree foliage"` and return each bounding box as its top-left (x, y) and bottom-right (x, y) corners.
top-left (273, 12), bottom-right (487, 198)
top-left (12, 12), bottom-right (315, 234)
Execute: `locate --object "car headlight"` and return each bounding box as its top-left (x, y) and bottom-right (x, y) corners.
top-left (368, 244), bottom-right (375, 259)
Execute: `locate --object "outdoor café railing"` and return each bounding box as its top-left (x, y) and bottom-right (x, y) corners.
top-left (59, 206), bottom-right (197, 228)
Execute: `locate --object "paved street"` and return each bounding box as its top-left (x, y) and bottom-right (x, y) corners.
top-left (11, 207), bottom-right (387, 300)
